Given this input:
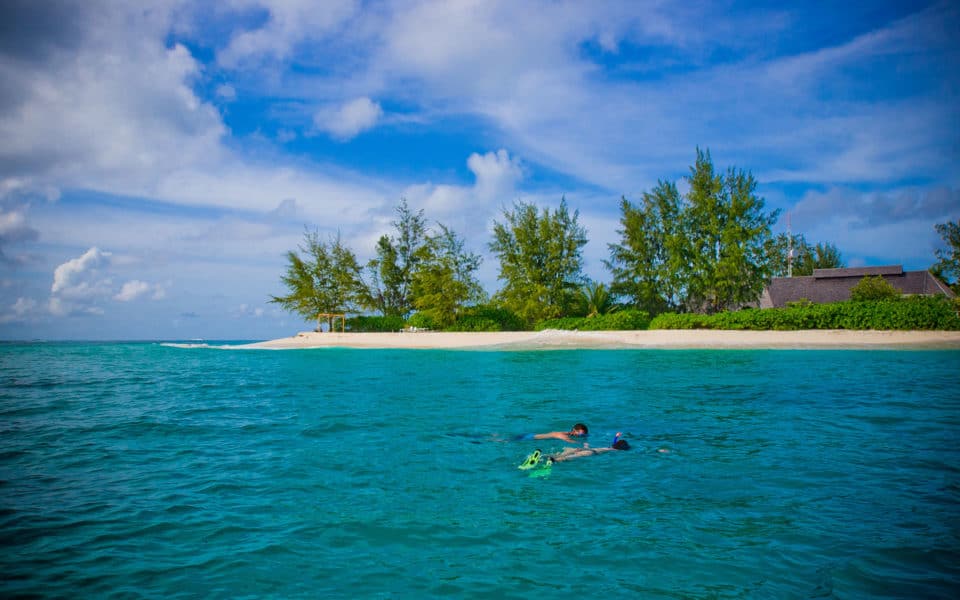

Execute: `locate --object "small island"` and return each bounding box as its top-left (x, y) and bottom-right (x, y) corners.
top-left (267, 154), bottom-right (959, 345)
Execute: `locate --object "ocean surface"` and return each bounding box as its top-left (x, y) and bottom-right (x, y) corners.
top-left (1, 342), bottom-right (958, 599)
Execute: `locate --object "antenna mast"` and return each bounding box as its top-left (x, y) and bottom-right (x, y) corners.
top-left (787, 211), bottom-right (793, 278)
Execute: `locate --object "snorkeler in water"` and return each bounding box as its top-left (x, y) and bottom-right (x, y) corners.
top-left (546, 433), bottom-right (630, 464)
top-left (519, 432), bottom-right (629, 469)
top-left (515, 423), bottom-right (589, 443)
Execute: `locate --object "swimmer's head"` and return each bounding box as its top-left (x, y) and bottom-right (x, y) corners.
top-left (570, 423), bottom-right (588, 436)
top-left (612, 439), bottom-right (630, 450)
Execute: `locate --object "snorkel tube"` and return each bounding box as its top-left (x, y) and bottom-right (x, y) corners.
top-left (611, 432), bottom-right (630, 450)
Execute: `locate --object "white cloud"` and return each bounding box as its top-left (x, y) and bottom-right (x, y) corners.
top-left (9, 1), bottom-right (952, 218)
top-left (51, 247), bottom-right (111, 295)
top-left (152, 161), bottom-right (390, 216)
top-left (386, 148), bottom-right (542, 294)
top-left (49, 247), bottom-right (113, 316)
top-left (402, 149), bottom-right (523, 218)
top-left (0, 203), bottom-right (39, 263)
top-left (0, 15), bottom-right (227, 200)
top-left (3, 1), bottom-right (957, 337)
top-left (352, 1), bottom-right (959, 194)
top-left (48, 248), bottom-right (169, 315)
top-left (467, 149), bottom-right (523, 199)
top-left (0, 297), bottom-right (38, 324)
top-left (0, 3), bottom-right (400, 220)
top-left (217, 0), bottom-right (359, 68)
top-left (791, 186), bottom-right (960, 232)
top-left (152, 283), bottom-right (168, 300)
top-left (235, 303), bottom-right (265, 318)
top-left (216, 83), bottom-right (237, 101)
top-left (114, 280), bottom-right (152, 302)
top-left (313, 97), bottom-right (384, 140)
top-left (0, 207), bottom-right (31, 237)
top-left (785, 185), bottom-right (959, 269)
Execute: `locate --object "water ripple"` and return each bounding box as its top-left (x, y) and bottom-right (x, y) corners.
top-left (1, 345), bottom-right (959, 597)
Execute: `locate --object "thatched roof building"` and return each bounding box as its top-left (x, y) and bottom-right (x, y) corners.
top-left (759, 265), bottom-right (955, 309)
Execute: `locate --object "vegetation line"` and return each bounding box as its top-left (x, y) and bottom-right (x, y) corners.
top-left (270, 149), bottom-right (960, 332)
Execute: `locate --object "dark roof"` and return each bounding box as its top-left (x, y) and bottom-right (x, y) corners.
top-left (760, 265), bottom-right (956, 308)
top-left (813, 265), bottom-right (902, 278)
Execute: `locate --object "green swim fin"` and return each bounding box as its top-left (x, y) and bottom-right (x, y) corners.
top-left (528, 461), bottom-right (553, 478)
top-left (518, 449), bottom-right (542, 470)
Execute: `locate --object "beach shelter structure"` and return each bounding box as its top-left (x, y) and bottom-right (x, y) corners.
top-left (759, 265), bottom-right (955, 308)
top-left (316, 312), bottom-right (346, 332)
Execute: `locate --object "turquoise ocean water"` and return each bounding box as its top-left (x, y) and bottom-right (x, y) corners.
top-left (2, 342), bottom-right (959, 598)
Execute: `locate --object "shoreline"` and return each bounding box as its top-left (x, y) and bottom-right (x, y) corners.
top-left (243, 329), bottom-right (960, 350)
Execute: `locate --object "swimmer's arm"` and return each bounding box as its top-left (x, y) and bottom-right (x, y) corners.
top-left (533, 431), bottom-right (575, 442)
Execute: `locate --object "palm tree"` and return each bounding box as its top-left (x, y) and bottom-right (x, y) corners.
top-left (578, 280), bottom-right (616, 317)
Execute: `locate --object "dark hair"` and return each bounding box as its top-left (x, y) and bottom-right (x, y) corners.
top-left (572, 423), bottom-right (588, 434)
top-left (612, 439), bottom-right (630, 450)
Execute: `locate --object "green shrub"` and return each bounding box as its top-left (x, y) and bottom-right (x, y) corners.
top-left (850, 276), bottom-right (901, 301)
top-left (647, 313), bottom-right (712, 329)
top-left (406, 312), bottom-right (436, 330)
top-left (590, 309), bottom-right (651, 330)
top-left (648, 297), bottom-right (960, 331)
top-left (346, 315), bottom-right (406, 332)
top-left (535, 309), bottom-right (651, 331)
top-left (447, 305), bottom-right (527, 332)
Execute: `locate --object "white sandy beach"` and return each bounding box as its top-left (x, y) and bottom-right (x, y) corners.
top-left (245, 329), bottom-right (960, 350)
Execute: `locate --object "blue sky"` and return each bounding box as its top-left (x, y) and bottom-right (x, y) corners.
top-left (1, 0), bottom-right (957, 340)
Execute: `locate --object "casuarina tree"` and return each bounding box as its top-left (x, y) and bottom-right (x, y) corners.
top-left (489, 198), bottom-right (587, 326)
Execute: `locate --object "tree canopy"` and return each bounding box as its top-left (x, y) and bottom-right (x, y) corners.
top-left (606, 184), bottom-right (685, 314)
top-left (411, 224), bottom-right (486, 328)
top-left (608, 148), bottom-right (778, 314)
top-left (489, 198), bottom-right (587, 325)
top-left (932, 220), bottom-right (959, 292)
top-left (364, 199), bottom-right (430, 317)
top-left (269, 230), bottom-right (364, 326)
top-left (271, 151), bottom-right (936, 329)
top-left (576, 280), bottom-right (617, 317)
top-left (685, 151), bottom-right (779, 312)
top-left (767, 234), bottom-right (845, 277)
top-left (850, 275), bottom-right (900, 301)
top-left (271, 200), bottom-right (487, 330)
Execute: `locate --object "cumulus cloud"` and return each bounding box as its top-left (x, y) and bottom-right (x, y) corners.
top-left (0, 2), bottom-right (400, 223)
top-left (0, 207), bottom-right (35, 239)
top-left (0, 204), bottom-right (39, 264)
top-left (114, 280), bottom-right (152, 302)
top-left (217, 0), bottom-right (358, 68)
top-left (363, 1), bottom-right (958, 193)
top-left (0, 296), bottom-right (38, 324)
top-left (467, 149), bottom-right (523, 199)
top-left (791, 186), bottom-right (960, 231)
top-left (49, 247), bottom-right (113, 316)
top-left (49, 247), bottom-right (165, 316)
top-left (402, 149), bottom-right (523, 217)
top-left (313, 97), bottom-right (384, 140)
top-left (3, 1), bottom-right (957, 337)
top-left (397, 149), bottom-right (524, 251)
top-left (785, 185), bottom-right (960, 270)
top-left (0, 3), bottom-right (226, 204)
top-left (51, 247), bottom-right (110, 295)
